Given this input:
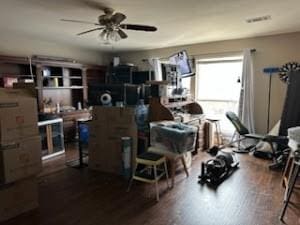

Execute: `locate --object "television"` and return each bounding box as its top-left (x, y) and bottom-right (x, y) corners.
top-left (169, 50), bottom-right (194, 77)
top-left (132, 71), bottom-right (155, 84)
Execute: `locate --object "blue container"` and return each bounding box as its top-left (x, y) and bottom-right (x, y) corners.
top-left (134, 99), bottom-right (149, 131)
top-left (79, 123), bottom-right (89, 145)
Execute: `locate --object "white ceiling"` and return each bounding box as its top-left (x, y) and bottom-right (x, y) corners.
top-left (1, 0), bottom-right (300, 52)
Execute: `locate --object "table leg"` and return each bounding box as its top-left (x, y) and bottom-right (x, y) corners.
top-left (181, 156), bottom-right (189, 177)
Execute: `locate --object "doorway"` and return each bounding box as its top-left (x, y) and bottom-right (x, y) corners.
top-left (196, 57), bottom-right (243, 140)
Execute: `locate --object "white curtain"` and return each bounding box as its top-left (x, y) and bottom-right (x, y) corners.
top-left (149, 58), bottom-right (162, 81)
top-left (238, 49), bottom-right (255, 133)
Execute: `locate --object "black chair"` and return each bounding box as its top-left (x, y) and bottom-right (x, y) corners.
top-left (225, 111), bottom-right (288, 159)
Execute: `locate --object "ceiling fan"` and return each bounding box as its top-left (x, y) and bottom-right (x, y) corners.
top-left (61, 5), bottom-right (157, 42)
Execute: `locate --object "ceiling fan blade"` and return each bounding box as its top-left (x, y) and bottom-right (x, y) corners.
top-left (111, 13), bottom-right (126, 24)
top-left (118, 29), bottom-right (128, 39)
top-left (77, 28), bottom-right (103, 36)
top-left (83, 0), bottom-right (113, 13)
top-left (120, 24), bottom-right (157, 32)
top-left (61, 19), bottom-right (100, 26)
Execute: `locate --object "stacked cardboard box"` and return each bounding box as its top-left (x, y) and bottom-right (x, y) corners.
top-left (0, 177), bottom-right (38, 223)
top-left (0, 89), bottom-right (41, 222)
top-left (89, 107), bottom-right (137, 175)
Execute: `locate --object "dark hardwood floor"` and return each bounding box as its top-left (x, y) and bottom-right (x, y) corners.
top-left (2, 146), bottom-right (300, 225)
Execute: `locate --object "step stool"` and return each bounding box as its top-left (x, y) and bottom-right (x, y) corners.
top-left (127, 152), bottom-right (170, 201)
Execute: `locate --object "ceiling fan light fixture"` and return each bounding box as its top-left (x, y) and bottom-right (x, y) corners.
top-left (99, 29), bottom-right (108, 40)
top-left (110, 30), bottom-right (122, 42)
top-left (99, 28), bottom-right (121, 43)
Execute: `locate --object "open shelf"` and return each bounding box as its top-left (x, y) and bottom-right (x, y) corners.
top-left (0, 74), bottom-right (36, 77)
top-left (43, 76), bottom-right (82, 79)
top-left (37, 86), bottom-right (84, 90)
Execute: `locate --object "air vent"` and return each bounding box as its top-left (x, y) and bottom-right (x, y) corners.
top-left (246, 15), bottom-right (271, 23)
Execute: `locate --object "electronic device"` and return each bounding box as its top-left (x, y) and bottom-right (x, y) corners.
top-left (161, 63), bottom-right (178, 86)
top-left (132, 71), bottom-right (155, 84)
top-left (124, 84), bottom-right (141, 106)
top-left (88, 84), bottom-right (124, 106)
top-left (169, 50), bottom-right (194, 78)
top-left (88, 84), bottom-right (141, 106)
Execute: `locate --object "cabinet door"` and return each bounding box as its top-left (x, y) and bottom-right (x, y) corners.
top-left (51, 122), bottom-right (64, 153)
top-left (39, 122), bottom-right (65, 159)
top-left (39, 125), bottom-right (49, 157)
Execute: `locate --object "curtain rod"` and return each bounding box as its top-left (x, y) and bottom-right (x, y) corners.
top-left (190, 48), bottom-right (256, 59)
top-left (155, 48), bottom-right (256, 61)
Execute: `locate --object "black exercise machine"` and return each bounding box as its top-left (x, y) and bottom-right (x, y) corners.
top-left (225, 111), bottom-right (289, 170)
top-left (198, 151), bottom-right (239, 185)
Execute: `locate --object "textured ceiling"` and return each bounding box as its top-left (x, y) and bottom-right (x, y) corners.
top-left (1, 0), bottom-right (300, 52)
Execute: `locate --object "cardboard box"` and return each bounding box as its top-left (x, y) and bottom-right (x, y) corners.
top-left (0, 136), bottom-right (42, 184)
top-left (0, 89), bottom-right (39, 145)
top-left (92, 106), bottom-right (136, 125)
top-left (89, 139), bottom-right (123, 174)
top-left (89, 107), bottom-right (137, 175)
top-left (0, 177), bottom-right (39, 223)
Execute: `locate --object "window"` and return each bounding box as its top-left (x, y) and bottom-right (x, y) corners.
top-left (196, 58), bottom-right (243, 138)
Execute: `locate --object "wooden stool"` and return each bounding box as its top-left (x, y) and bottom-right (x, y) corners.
top-left (207, 118), bottom-right (222, 145)
top-left (148, 147), bottom-right (189, 188)
top-left (169, 155), bottom-right (189, 188)
top-left (280, 152), bottom-right (300, 221)
top-left (282, 150), bottom-right (300, 188)
top-left (127, 152), bottom-right (170, 201)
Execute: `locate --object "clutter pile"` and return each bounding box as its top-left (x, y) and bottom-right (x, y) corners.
top-left (0, 89), bottom-right (41, 223)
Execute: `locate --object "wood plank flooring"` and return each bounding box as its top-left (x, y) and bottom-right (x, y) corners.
top-left (2, 147), bottom-right (300, 225)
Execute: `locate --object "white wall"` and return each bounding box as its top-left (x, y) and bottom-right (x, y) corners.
top-left (0, 34), bottom-right (107, 65)
top-left (114, 32), bottom-right (300, 133)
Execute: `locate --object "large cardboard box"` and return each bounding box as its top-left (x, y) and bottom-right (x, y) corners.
top-left (0, 89), bottom-right (39, 145)
top-left (89, 139), bottom-right (123, 174)
top-left (0, 177), bottom-right (39, 223)
top-left (92, 106), bottom-right (136, 125)
top-left (0, 136), bottom-right (42, 184)
top-left (89, 107), bottom-right (137, 175)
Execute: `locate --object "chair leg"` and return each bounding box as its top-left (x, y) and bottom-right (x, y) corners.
top-left (163, 160), bottom-right (170, 188)
top-left (230, 131), bottom-right (237, 144)
top-left (181, 156), bottom-right (189, 177)
top-left (170, 158), bottom-right (176, 188)
top-left (153, 165), bottom-right (159, 201)
top-left (280, 164), bottom-right (300, 221)
top-left (127, 178), bottom-right (134, 192)
top-left (283, 161), bottom-right (297, 201)
top-left (127, 162), bottom-right (137, 192)
top-left (282, 154), bottom-right (293, 188)
top-left (232, 136), bottom-right (250, 153)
